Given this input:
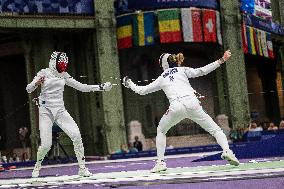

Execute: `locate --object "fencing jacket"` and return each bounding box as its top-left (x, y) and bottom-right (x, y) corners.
top-left (128, 61), bottom-right (221, 103)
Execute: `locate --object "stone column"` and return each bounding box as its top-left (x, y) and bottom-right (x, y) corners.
top-left (93, 0), bottom-right (127, 153)
top-left (219, 1), bottom-right (250, 128)
top-left (271, 0), bottom-right (284, 108)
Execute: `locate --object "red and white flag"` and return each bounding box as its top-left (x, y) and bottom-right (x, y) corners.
top-left (266, 32), bottom-right (274, 59)
top-left (202, 9), bottom-right (217, 42)
top-left (181, 8), bottom-right (203, 42)
top-left (241, 22), bottom-right (248, 53)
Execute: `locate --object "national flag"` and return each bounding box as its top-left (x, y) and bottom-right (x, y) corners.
top-left (266, 32), bottom-right (274, 58)
top-left (246, 26), bottom-right (256, 55)
top-left (133, 11), bottom-right (155, 46)
top-left (158, 9), bottom-right (182, 43)
top-left (202, 9), bottom-right (217, 42)
top-left (253, 28), bottom-right (260, 55)
top-left (260, 30), bottom-right (269, 58)
top-left (216, 10), bottom-right (222, 45)
top-left (116, 14), bottom-right (133, 49)
top-left (256, 29), bottom-right (263, 56)
top-left (241, 23), bottom-right (248, 53)
top-left (181, 8), bottom-right (203, 42)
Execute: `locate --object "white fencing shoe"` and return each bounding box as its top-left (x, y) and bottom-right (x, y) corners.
top-left (151, 160), bottom-right (167, 173)
top-left (78, 168), bottom-right (93, 177)
top-left (221, 150), bottom-right (240, 166)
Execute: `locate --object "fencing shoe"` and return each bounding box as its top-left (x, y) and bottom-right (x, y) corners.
top-left (151, 160), bottom-right (167, 173)
top-left (221, 150), bottom-right (240, 166)
top-left (78, 167), bottom-right (93, 177)
top-left (32, 162), bottom-right (41, 178)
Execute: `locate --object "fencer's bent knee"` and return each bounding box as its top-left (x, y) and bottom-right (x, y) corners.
top-left (71, 132), bottom-right (82, 144)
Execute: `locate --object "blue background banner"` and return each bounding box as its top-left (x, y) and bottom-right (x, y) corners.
top-left (0, 0), bottom-right (94, 15)
top-left (115, 0), bottom-right (219, 15)
top-left (240, 0), bottom-right (255, 14)
top-left (244, 14), bottom-right (284, 36)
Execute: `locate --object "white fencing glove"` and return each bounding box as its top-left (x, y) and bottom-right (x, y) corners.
top-left (122, 76), bottom-right (131, 88)
top-left (100, 82), bottom-right (112, 91)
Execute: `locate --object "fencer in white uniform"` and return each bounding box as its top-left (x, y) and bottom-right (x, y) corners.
top-left (123, 50), bottom-right (239, 172)
top-left (26, 52), bottom-right (112, 177)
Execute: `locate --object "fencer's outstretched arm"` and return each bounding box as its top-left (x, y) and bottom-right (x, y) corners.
top-left (65, 74), bottom-right (112, 92)
top-left (185, 50), bottom-right (231, 78)
top-left (184, 60), bottom-right (221, 78)
top-left (123, 76), bottom-right (162, 95)
top-left (26, 70), bottom-right (45, 93)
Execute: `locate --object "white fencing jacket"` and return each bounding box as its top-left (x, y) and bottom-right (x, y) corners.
top-left (26, 55), bottom-right (102, 107)
top-left (128, 61), bottom-right (221, 103)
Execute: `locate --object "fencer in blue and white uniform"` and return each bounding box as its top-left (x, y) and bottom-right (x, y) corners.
top-left (26, 52), bottom-right (112, 177)
top-left (123, 50), bottom-right (239, 172)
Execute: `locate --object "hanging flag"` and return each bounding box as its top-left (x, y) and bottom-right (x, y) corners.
top-left (253, 28), bottom-right (260, 55)
top-left (158, 9), bottom-right (182, 43)
top-left (216, 10), bottom-right (222, 45)
top-left (116, 14), bottom-right (133, 49)
top-left (133, 11), bottom-right (155, 46)
top-left (241, 23), bottom-right (248, 53)
top-left (202, 9), bottom-right (217, 42)
top-left (246, 26), bottom-right (256, 55)
top-left (266, 32), bottom-right (274, 58)
top-left (260, 30), bottom-right (269, 58)
top-left (256, 29), bottom-right (263, 56)
top-left (181, 8), bottom-right (203, 42)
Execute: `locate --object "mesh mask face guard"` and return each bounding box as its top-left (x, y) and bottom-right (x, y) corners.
top-left (55, 52), bottom-right (68, 73)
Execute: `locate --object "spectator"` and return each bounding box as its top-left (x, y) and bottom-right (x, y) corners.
top-left (260, 121), bottom-right (270, 130)
top-left (22, 152), bottom-right (29, 162)
top-left (2, 156), bottom-right (7, 163)
top-left (12, 153), bottom-right (20, 162)
top-left (128, 143), bottom-right (138, 153)
top-left (133, 136), bottom-right (143, 151)
top-left (112, 144), bottom-right (129, 154)
top-left (267, 122), bottom-right (278, 131)
top-left (19, 127), bottom-right (29, 150)
top-left (248, 120), bottom-right (263, 132)
top-left (230, 127), bottom-right (245, 142)
top-left (279, 121), bottom-right (284, 129)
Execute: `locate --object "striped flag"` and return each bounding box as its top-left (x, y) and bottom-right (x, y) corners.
top-left (246, 26), bottom-right (256, 55)
top-left (116, 14), bottom-right (133, 49)
top-left (256, 29), bottom-right (263, 56)
top-left (266, 32), bottom-right (274, 58)
top-left (133, 12), bottom-right (155, 46)
top-left (158, 9), bottom-right (182, 43)
top-left (260, 30), bottom-right (269, 58)
top-left (253, 28), bottom-right (260, 56)
top-left (216, 11), bottom-right (223, 45)
top-left (181, 8), bottom-right (203, 42)
top-left (202, 9), bottom-right (217, 42)
top-left (241, 23), bottom-right (248, 53)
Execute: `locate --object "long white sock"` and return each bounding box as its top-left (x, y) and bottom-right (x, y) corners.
top-left (214, 130), bottom-right (230, 151)
top-left (156, 130), bottom-right (166, 162)
top-left (73, 139), bottom-right (86, 170)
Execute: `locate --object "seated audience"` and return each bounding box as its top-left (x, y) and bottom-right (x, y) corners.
top-left (128, 143), bottom-right (138, 153)
top-left (279, 120), bottom-right (284, 130)
top-left (267, 122), bottom-right (278, 131)
top-left (133, 136), bottom-right (143, 152)
top-left (248, 120), bottom-right (263, 132)
top-left (112, 144), bottom-right (129, 154)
